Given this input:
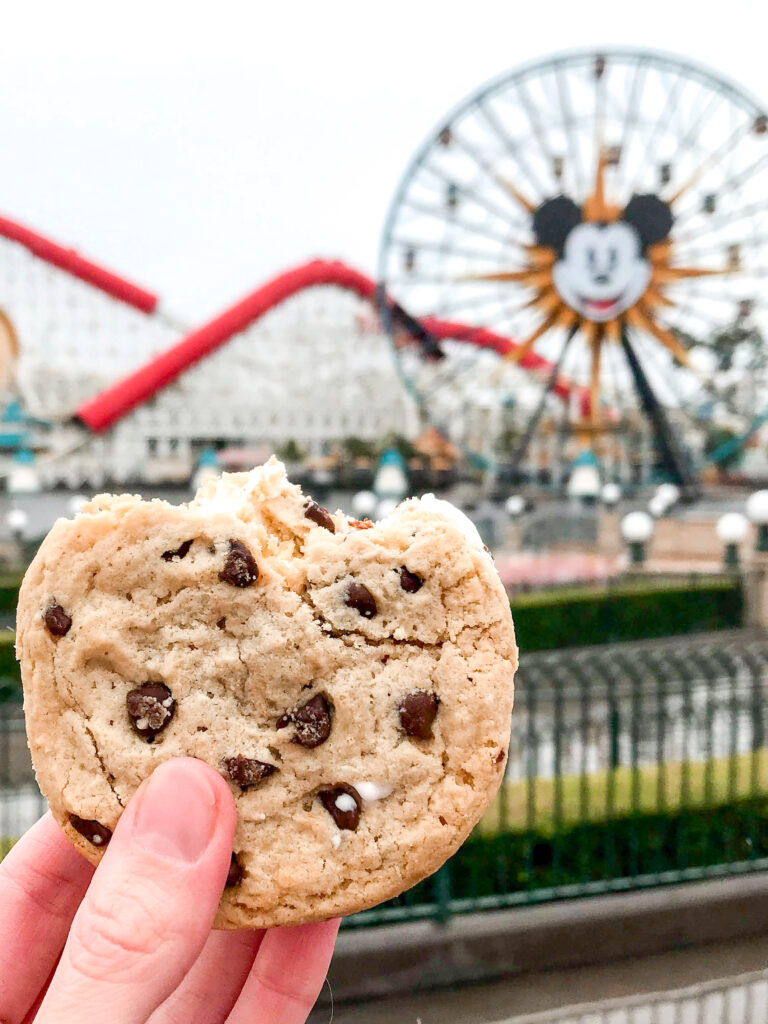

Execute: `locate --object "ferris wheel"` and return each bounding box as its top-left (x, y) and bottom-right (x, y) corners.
top-left (378, 48), bottom-right (768, 493)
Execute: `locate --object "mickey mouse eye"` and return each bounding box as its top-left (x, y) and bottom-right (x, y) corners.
top-left (587, 249), bottom-right (597, 268)
top-left (609, 248), bottom-right (618, 269)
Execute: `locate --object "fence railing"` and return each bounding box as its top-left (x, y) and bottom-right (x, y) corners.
top-left (4, 631), bottom-right (768, 927)
top-left (504, 968), bottom-right (768, 1024)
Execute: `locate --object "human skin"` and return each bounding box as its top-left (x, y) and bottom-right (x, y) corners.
top-left (0, 757), bottom-right (339, 1024)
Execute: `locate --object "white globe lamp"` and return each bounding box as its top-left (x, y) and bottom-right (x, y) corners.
top-left (376, 497), bottom-right (400, 520)
top-left (601, 482), bottom-right (621, 508)
top-left (716, 512), bottom-right (749, 569)
top-left (505, 494), bottom-right (525, 517)
top-left (352, 490), bottom-right (377, 519)
top-left (648, 493), bottom-right (669, 518)
top-left (67, 494), bottom-right (89, 516)
top-left (6, 507), bottom-right (28, 541)
top-left (747, 490), bottom-right (768, 552)
top-left (621, 510), bottom-right (654, 566)
top-left (655, 483), bottom-right (680, 508)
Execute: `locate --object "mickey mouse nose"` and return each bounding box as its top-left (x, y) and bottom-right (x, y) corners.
top-left (593, 273), bottom-right (610, 285)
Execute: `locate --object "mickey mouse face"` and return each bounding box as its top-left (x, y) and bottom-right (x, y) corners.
top-left (553, 222), bottom-right (650, 322)
top-left (533, 193), bottom-right (673, 324)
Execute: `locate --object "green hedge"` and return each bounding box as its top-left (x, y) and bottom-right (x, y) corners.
top-left (0, 574), bottom-right (22, 614)
top-left (348, 798), bottom-right (768, 925)
top-left (511, 577), bottom-right (743, 652)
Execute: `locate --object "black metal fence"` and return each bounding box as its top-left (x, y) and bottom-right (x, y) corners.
top-left (4, 631), bottom-right (768, 928)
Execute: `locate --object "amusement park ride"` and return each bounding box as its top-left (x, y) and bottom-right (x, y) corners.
top-left (0, 47), bottom-right (767, 495)
top-left (378, 47), bottom-right (768, 497)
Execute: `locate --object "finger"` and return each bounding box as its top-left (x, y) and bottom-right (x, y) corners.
top-left (149, 929), bottom-right (264, 1024)
top-left (0, 812), bottom-right (94, 1024)
top-left (35, 757), bottom-right (236, 1024)
top-left (226, 919), bottom-right (340, 1024)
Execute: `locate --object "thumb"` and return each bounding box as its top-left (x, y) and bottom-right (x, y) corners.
top-left (36, 757), bottom-right (236, 1024)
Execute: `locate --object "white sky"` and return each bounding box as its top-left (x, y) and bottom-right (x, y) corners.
top-left (2, 0), bottom-right (767, 323)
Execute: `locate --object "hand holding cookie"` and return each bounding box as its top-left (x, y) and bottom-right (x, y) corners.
top-left (17, 458), bottom-right (517, 927)
top-left (0, 757), bottom-right (338, 1024)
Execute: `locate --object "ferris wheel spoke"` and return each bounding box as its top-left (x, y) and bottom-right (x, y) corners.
top-left (418, 161), bottom-right (533, 233)
top-left (511, 77), bottom-right (563, 191)
top-left (670, 121), bottom-right (766, 213)
top-left (397, 196), bottom-right (524, 248)
top-left (473, 98), bottom-right (550, 202)
top-left (673, 198), bottom-right (768, 245)
top-left (444, 130), bottom-right (541, 224)
top-left (629, 71), bottom-right (690, 196)
top-left (390, 235), bottom-right (508, 263)
top-left (509, 322), bottom-right (579, 478)
top-left (554, 62), bottom-right (588, 197)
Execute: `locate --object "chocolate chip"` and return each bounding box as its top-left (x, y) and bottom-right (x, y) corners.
top-left (494, 749), bottom-right (506, 765)
top-left (219, 540), bottom-right (259, 587)
top-left (216, 617), bottom-right (227, 630)
top-left (162, 539), bottom-right (193, 561)
top-left (398, 691), bottom-right (439, 740)
top-left (345, 582), bottom-right (377, 618)
top-left (226, 852), bottom-right (243, 887)
top-left (305, 501), bottom-right (335, 533)
top-left (44, 604), bottom-right (72, 637)
top-left (223, 755), bottom-right (278, 791)
top-left (399, 567), bottom-right (423, 593)
top-left (281, 694), bottom-right (332, 748)
top-left (318, 785), bottom-right (362, 830)
top-left (68, 814), bottom-right (112, 847)
top-left (126, 682), bottom-right (176, 741)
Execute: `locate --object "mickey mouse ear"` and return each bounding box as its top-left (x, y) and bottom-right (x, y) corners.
top-left (622, 194), bottom-right (674, 249)
top-left (532, 196), bottom-right (582, 255)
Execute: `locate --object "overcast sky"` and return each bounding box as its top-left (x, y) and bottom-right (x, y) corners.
top-left (3, 0), bottom-right (766, 323)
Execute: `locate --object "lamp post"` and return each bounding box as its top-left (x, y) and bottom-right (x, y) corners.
top-left (747, 490), bottom-right (768, 552)
top-left (716, 512), bottom-right (749, 569)
top-left (352, 490), bottom-right (377, 519)
top-left (621, 510), bottom-right (654, 566)
top-left (505, 494), bottom-right (525, 517)
top-left (655, 483), bottom-right (680, 508)
top-left (601, 482), bottom-right (621, 508)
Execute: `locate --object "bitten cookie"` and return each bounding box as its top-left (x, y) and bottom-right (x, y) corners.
top-left (17, 458), bottom-right (517, 928)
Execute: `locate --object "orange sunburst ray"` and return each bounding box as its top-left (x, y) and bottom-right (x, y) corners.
top-left (604, 318), bottom-right (622, 344)
top-left (455, 268), bottom-right (553, 288)
top-left (583, 150), bottom-right (620, 222)
top-left (524, 245), bottom-right (558, 268)
top-left (494, 176), bottom-right (536, 213)
top-left (652, 265), bottom-right (733, 284)
top-left (625, 306), bottom-right (691, 367)
top-left (644, 286), bottom-right (675, 308)
top-left (505, 306), bottom-right (576, 364)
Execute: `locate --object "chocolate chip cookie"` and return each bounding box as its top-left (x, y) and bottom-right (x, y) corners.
top-left (17, 458), bottom-right (517, 928)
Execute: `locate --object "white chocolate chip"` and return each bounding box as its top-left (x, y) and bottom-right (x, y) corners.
top-left (351, 781), bottom-right (393, 803)
top-left (135, 717), bottom-right (148, 730)
top-left (331, 834), bottom-right (342, 850)
top-left (92, 834), bottom-right (103, 845)
top-left (334, 793), bottom-right (357, 813)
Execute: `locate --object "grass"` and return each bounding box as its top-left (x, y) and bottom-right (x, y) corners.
top-left (0, 836), bottom-right (16, 858)
top-left (480, 749), bottom-right (768, 835)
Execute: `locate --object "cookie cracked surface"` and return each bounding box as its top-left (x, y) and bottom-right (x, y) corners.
top-left (17, 458), bottom-right (517, 928)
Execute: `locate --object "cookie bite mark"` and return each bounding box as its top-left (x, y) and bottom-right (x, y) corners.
top-left (161, 539), bottom-right (194, 561)
top-left (399, 567), bottom-right (424, 593)
top-left (126, 682), bottom-right (176, 742)
top-left (219, 540), bottom-right (259, 587)
top-left (68, 814), bottom-right (112, 847)
top-left (398, 691), bottom-right (439, 740)
top-left (226, 852), bottom-right (243, 887)
top-left (223, 755), bottom-right (278, 791)
top-left (319, 785), bottom-right (362, 830)
top-left (345, 582), bottom-right (377, 618)
top-left (44, 603), bottom-right (72, 637)
top-left (304, 500), bottom-right (335, 533)
top-left (278, 693), bottom-right (333, 748)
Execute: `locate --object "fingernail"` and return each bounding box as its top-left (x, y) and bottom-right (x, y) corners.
top-left (132, 760), bottom-right (218, 862)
